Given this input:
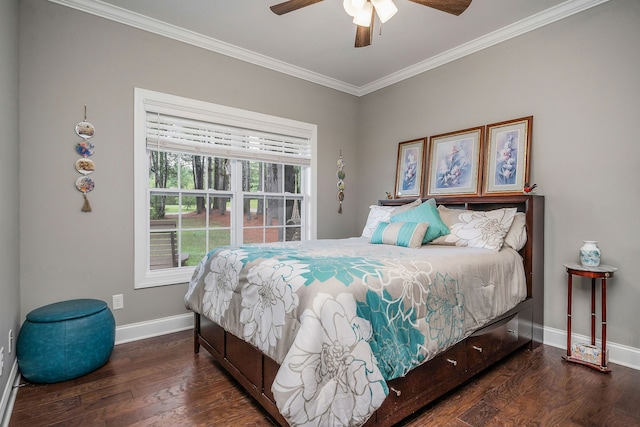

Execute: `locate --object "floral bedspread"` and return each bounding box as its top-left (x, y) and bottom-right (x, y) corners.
top-left (184, 238), bottom-right (526, 426)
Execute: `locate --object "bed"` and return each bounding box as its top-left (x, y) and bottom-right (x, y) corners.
top-left (185, 195), bottom-right (544, 426)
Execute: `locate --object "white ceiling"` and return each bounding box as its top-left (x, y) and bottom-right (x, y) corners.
top-left (52, 0), bottom-right (608, 95)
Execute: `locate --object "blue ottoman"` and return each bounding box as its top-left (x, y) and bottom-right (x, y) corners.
top-left (17, 299), bottom-right (115, 383)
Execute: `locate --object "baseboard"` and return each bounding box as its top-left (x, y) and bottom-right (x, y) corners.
top-left (113, 315), bottom-right (640, 371)
top-left (2, 317), bottom-right (637, 425)
top-left (0, 314), bottom-right (193, 425)
top-left (544, 326), bottom-right (640, 371)
top-left (116, 317), bottom-right (640, 371)
top-left (0, 360), bottom-right (20, 427)
top-left (115, 313), bottom-right (193, 345)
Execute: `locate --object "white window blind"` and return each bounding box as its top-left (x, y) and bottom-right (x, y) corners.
top-left (145, 112), bottom-right (312, 166)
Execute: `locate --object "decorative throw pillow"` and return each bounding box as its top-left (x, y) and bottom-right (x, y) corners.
top-left (504, 212), bottom-right (527, 251)
top-left (390, 200), bottom-right (450, 243)
top-left (392, 197), bottom-right (423, 215)
top-left (431, 206), bottom-right (517, 250)
top-left (370, 221), bottom-right (429, 249)
top-left (361, 198), bottom-right (422, 239)
top-left (430, 206), bottom-right (463, 246)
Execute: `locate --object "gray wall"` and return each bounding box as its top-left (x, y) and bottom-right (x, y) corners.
top-left (18, 0), bottom-right (360, 326)
top-left (0, 0), bottom-right (20, 410)
top-left (357, 0), bottom-right (640, 349)
top-left (16, 0), bottom-right (640, 354)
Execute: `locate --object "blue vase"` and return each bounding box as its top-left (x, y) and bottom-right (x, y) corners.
top-left (580, 241), bottom-right (601, 267)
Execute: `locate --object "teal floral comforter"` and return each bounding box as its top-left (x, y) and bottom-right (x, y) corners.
top-left (184, 238), bottom-right (526, 426)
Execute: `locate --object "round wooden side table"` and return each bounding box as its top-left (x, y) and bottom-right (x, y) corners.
top-left (562, 263), bottom-right (617, 372)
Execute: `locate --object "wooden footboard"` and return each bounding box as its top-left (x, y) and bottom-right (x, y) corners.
top-left (193, 195), bottom-right (544, 426)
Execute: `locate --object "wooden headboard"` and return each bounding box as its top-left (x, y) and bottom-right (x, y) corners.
top-left (379, 195), bottom-right (545, 345)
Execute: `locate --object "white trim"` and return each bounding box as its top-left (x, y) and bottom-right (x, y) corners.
top-left (544, 326), bottom-right (640, 371)
top-left (361, 0), bottom-right (610, 95)
top-left (115, 313), bottom-right (194, 345)
top-left (133, 89), bottom-right (196, 288)
top-left (142, 92), bottom-right (318, 139)
top-left (114, 319), bottom-right (640, 371)
top-left (307, 142), bottom-right (317, 240)
top-left (0, 360), bottom-right (20, 427)
top-left (47, 0), bottom-right (360, 96)
top-left (134, 88), bottom-right (318, 288)
top-left (48, 0), bottom-right (609, 96)
top-left (3, 320), bottom-right (635, 423)
top-left (0, 317), bottom-right (194, 424)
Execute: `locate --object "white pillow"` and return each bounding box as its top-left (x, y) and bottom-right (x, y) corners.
top-left (431, 206), bottom-right (517, 251)
top-left (504, 212), bottom-right (527, 251)
top-left (361, 198), bottom-right (422, 239)
top-left (361, 205), bottom-right (395, 239)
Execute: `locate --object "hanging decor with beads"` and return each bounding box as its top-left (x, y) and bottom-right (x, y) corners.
top-left (75, 106), bottom-right (95, 212)
top-left (337, 151), bottom-right (345, 214)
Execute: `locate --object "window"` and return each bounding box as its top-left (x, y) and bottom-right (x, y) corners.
top-left (134, 89), bottom-right (317, 288)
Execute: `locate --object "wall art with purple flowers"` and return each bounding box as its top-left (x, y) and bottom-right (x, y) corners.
top-left (395, 138), bottom-right (427, 198)
top-left (427, 127), bottom-right (483, 197)
top-left (483, 116), bottom-right (532, 195)
top-left (494, 130), bottom-right (520, 185)
top-left (434, 138), bottom-right (474, 189)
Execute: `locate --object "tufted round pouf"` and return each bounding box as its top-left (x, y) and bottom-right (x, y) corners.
top-left (17, 299), bottom-right (115, 384)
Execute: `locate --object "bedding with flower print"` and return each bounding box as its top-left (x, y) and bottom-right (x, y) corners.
top-left (185, 237), bottom-right (526, 427)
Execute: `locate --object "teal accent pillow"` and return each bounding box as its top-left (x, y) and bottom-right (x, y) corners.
top-left (390, 201), bottom-right (450, 243)
top-left (370, 221), bottom-right (429, 249)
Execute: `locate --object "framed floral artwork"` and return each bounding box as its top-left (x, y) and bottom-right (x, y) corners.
top-left (483, 116), bottom-right (532, 195)
top-left (394, 138), bottom-right (427, 198)
top-left (426, 126), bottom-right (484, 197)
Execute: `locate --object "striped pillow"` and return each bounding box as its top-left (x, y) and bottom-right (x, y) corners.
top-left (390, 199), bottom-right (449, 244)
top-left (370, 221), bottom-right (429, 249)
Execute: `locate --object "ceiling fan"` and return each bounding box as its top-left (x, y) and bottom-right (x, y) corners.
top-left (270, 0), bottom-right (472, 48)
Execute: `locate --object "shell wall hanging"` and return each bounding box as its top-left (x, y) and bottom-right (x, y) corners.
top-left (75, 106), bottom-right (95, 212)
top-left (337, 151), bottom-right (345, 214)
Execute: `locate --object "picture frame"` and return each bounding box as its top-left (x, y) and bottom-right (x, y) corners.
top-left (426, 126), bottom-right (484, 197)
top-left (482, 116), bottom-right (533, 195)
top-left (394, 138), bottom-right (427, 198)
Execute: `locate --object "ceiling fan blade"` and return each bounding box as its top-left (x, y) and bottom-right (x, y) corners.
top-left (270, 0), bottom-right (324, 15)
top-left (354, 7), bottom-right (375, 48)
top-left (408, 0), bottom-right (472, 16)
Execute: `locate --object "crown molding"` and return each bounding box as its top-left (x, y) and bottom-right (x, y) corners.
top-left (49, 0), bottom-right (609, 97)
top-left (358, 0), bottom-right (610, 95)
top-left (47, 0), bottom-right (362, 96)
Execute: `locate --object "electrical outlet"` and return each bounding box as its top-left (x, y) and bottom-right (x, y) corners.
top-left (8, 329), bottom-right (13, 354)
top-left (112, 294), bottom-right (124, 310)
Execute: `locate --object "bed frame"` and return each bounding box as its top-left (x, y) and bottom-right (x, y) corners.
top-left (193, 195), bottom-right (544, 426)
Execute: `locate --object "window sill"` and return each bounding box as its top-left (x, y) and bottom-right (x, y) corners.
top-left (135, 266), bottom-right (196, 289)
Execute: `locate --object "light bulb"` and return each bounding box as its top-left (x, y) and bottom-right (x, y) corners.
top-left (343, 0), bottom-right (359, 17)
top-left (353, 1), bottom-right (373, 26)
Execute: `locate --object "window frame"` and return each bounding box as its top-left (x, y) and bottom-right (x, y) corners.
top-left (134, 88), bottom-right (317, 289)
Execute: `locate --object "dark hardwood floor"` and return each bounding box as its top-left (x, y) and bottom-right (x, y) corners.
top-left (9, 330), bottom-right (640, 426)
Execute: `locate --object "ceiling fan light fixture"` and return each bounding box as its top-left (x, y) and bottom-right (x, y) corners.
top-left (371, 0), bottom-right (397, 23)
top-left (271, 0), bottom-right (473, 48)
top-left (352, 1), bottom-right (373, 26)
